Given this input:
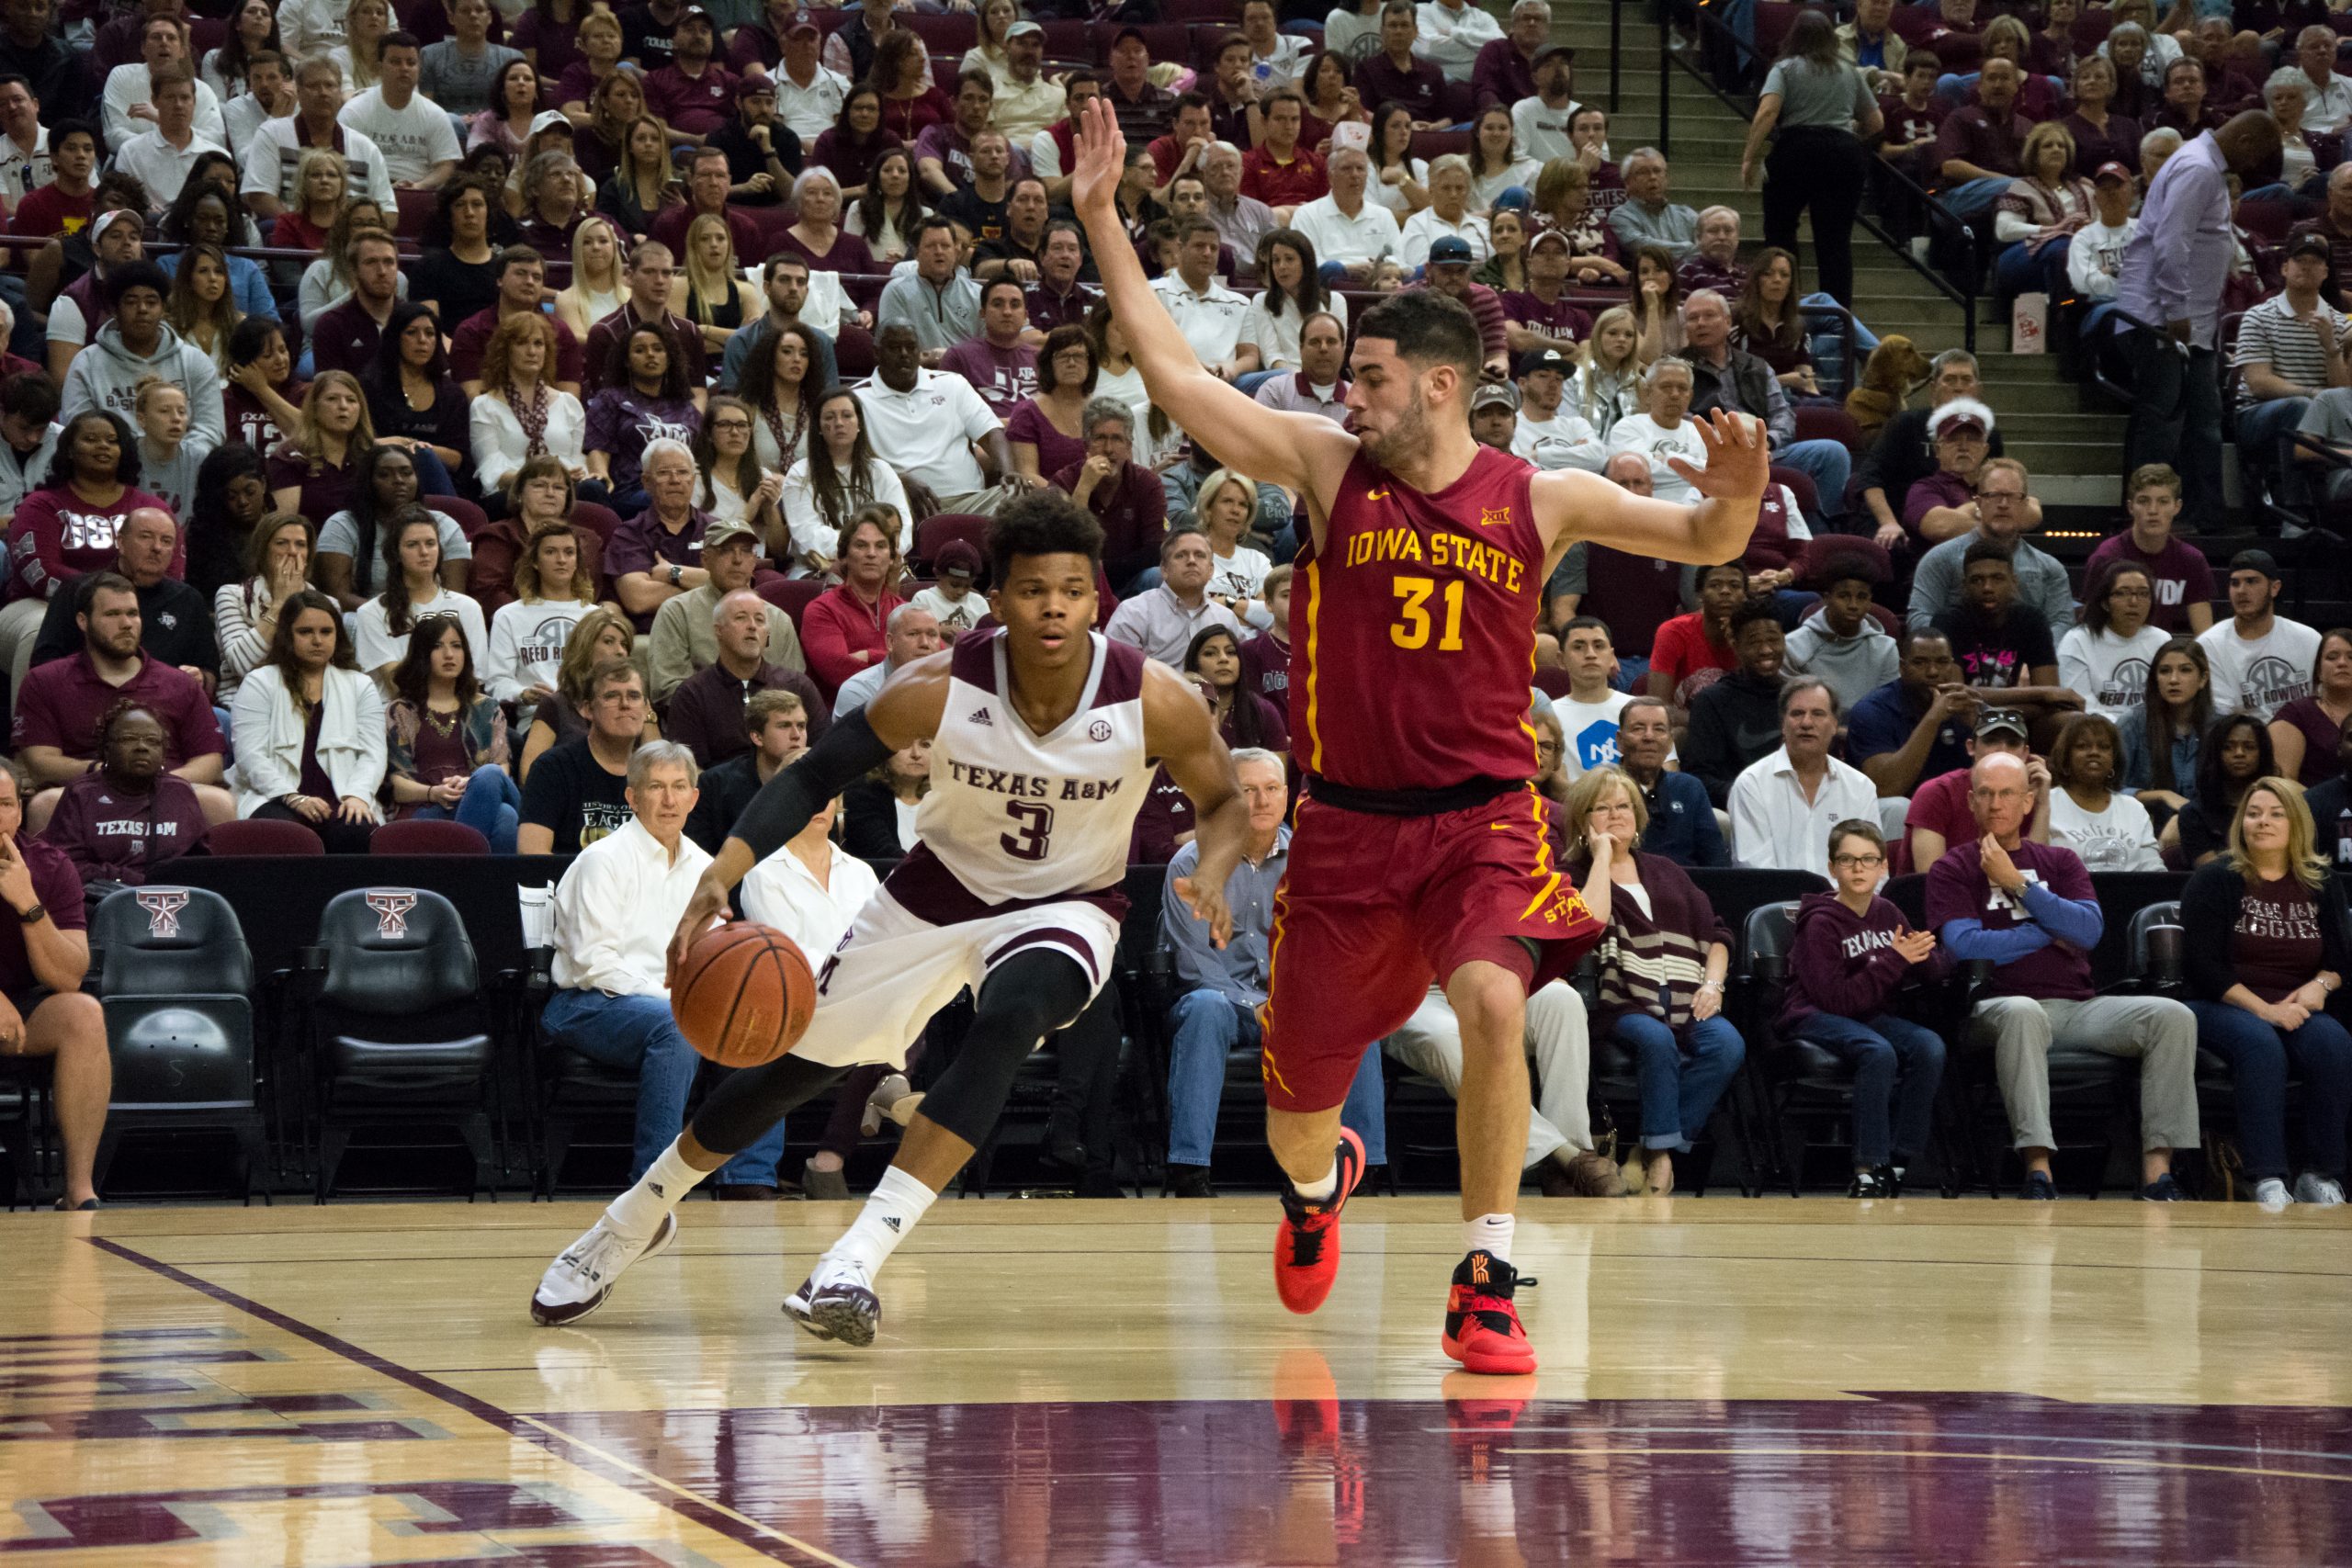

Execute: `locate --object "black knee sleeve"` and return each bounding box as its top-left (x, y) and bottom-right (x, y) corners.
top-left (691, 1055), bottom-right (850, 1154)
top-left (918, 951), bottom-right (1096, 1146)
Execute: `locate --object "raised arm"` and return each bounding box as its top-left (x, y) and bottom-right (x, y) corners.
top-left (1529, 409), bottom-right (1765, 566)
top-left (1068, 98), bottom-right (1355, 509)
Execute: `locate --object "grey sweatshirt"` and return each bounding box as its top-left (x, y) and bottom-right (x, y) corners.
top-left (60, 320), bottom-right (226, 449)
top-left (1784, 605), bottom-right (1900, 716)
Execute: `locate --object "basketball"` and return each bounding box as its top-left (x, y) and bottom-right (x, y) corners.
top-left (672, 922), bottom-right (819, 1068)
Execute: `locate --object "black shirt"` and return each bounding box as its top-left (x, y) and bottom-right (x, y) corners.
top-left (520, 736), bottom-right (635, 851)
top-left (0, 35), bottom-right (90, 126)
top-left (365, 374), bottom-right (471, 470)
top-left (2310, 775), bottom-right (2352, 871)
top-left (31, 575), bottom-right (218, 677)
top-left (685, 749), bottom-right (761, 855)
top-left (413, 247), bottom-right (503, 327)
top-left (707, 117), bottom-right (802, 205)
top-left (621, 2), bottom-right (681, 69)
top-left (938, 185), bottom-right (1012, 244)
top-left (1935, 603), bottom-right (2056, 691)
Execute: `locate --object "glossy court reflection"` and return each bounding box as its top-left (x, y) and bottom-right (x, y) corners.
top-left (4, 1198), bottom-right (2348, 1566)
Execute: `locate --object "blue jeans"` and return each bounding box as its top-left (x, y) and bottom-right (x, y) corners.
top-left (410, 446), bottom-right (458, 501)
top-left (1789, 1012), bottom-right (1947, 1168)
top-left (1164, 987), bottom-right (1386, 1166)
top-left (1233, 369), bottom-right (1281, 394)
top-left (540, 988), bottom-right (786, 1186)
top-left (1940, 176), bottom-right (2012, 220)
top-left (414, 764), bottom-right (521, 853)
top-left (1613, 1011), bottom-right (1746, 1151)
top-left (1776, 438), bottom-right (1851, 521)
top-left (1803, 291), bottom-right (1877, 397)
top-left (1610, 654), bottom-right (1649, 693)
top-left (1994, 237), bottom-right (2068, 300)
top-left (2185, 1000), bottom-right (2352, 1181)
top-left (2235, 395), bottom-right (2311, 500)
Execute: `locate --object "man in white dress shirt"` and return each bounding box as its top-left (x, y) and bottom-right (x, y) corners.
top-left (1150, 217), bottom-right (1257, 380)
top-left (1729, 678), bottom-right (1880, 874)
top-left (540, 740), bottom-right (788, 1196)
top-left (1289, 146), bottom-right (1400, 282)
top-left (108, 68), bottom-right (220, 215)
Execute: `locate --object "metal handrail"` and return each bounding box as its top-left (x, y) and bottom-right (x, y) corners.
top-left (1634, 0), bottom-right (1980, 353)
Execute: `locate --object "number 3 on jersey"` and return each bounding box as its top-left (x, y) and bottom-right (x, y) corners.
top-left (1391, 574), bottom-right (1466, 652)
top-left (1002, 800), bottom-right (1055, 862)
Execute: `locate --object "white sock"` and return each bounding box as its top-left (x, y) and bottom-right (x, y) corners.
top-left (1292, 1161), bottom-right (1338, 1202)
top-left (823, 1166), bottom-right (938, 1279)
top-left (608, 1139), bottom-right (710, 1235)
top-left (1465, 1213), bottom-right (1515, 1265)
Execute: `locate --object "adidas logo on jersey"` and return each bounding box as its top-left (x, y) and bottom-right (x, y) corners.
top-left (968, 708), bottom-right (991, 725)
top-left (882, 1216), bottom-right (902, 1232)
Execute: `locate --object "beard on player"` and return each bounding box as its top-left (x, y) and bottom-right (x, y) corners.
top-left (1352, 381), bottom-right (1441, 472)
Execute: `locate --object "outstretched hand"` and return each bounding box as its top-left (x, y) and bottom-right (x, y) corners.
top-left (1665, 408), bottom-right (1770, 506)
top-left (1069, 96), bottom-right (1127, 223)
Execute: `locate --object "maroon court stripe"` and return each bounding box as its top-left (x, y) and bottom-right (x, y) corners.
top-left (84, 1235), bottom-right (844, 1568)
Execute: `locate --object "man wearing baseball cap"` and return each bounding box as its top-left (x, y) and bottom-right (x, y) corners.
top-left (706, 73), bottom-right (801, 205)
top-left (1511, 347), bottom-right (1606, 471)
top-left (1470, 381), bottom-right (1519, 452)
top-left (993, 21), bottom-right (1064, 145)
top-left (1903, 705), bottom-right (2047, 873)
top-left (2197, 548), bottom-right (2324, 719)
top-left (644, 6), bottom-right (741, 143)
top-left (1503, 226), bottom-right (1594, 358)
top-left (1412, 234), bottom-right (1511, 379)
top-left (2237, 230), bottom-right (2352, 488)
top-left (1905, 407), bottom-right (2072, 640)
top-left (2064, 163), bottom-right (2139, 339)
top-left (740, 14), bottom-right (849, 144)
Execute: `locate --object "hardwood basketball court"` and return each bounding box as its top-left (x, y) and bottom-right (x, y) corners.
top-left (6, 1195), bottom-right (2348, 1565)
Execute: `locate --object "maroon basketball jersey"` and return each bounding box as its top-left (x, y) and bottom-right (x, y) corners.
top-left (1290, 445), bottom-right (1546, 792)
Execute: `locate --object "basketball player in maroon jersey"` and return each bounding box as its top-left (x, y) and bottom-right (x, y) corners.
top-left (1071, 100), bottom-right (1768, 1375)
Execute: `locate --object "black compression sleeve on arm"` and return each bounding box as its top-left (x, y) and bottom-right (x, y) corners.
top-left (726, 705), bottom-right (897, 862)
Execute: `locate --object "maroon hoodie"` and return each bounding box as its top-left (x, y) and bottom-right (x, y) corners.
top-left (1777, 889), bottom-right (1920, 1031)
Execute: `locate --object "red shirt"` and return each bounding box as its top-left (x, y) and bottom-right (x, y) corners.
top-left (800, 584), bottom-right (906, 696)
top-left (11, 183), bottom-right (93, 243)
top-left (1240, 144), bottom-right (1328, 209)
top-left (643, 61), bottom-right (740, 139)
top-left (1902, 767), bottom-right (1975, 863)
top-left (1289, 445), bottom-right (1544, 790)
top-left (2082, 530), bottom-right (2215, 633)
top-left (11, 649), bottom-right (223, 767)
top-left (648, 200), bottom-right (763, 273)
top-left (224, 378), bottom-right (308, 452)
top-left (1647, 613), bottom-right (1736, 706)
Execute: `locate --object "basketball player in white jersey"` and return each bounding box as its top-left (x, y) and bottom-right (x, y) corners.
top-left (531, 495), bottom-right (1250, 1340)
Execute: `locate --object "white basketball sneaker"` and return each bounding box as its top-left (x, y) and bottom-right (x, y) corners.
top-left (530, 1211), bottom-right (678, 1325)
top-left (2294, 1173), bottom-right (2346, 1209)
top-left (2254, 1178), bottom-right (2292, 1213)
top-left (783, 1254), bottom-right (881, 1347)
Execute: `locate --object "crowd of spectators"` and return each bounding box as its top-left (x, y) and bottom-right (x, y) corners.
top-left (2, 0), bottom-right (2348, 1214)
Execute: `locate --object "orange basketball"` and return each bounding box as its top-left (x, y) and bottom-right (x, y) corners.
top-left (672, 922), bottom-right (819, 1067)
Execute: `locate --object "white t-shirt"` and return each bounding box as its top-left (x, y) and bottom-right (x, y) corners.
top-left (2049, 789), bottom-right (2164, 872)
top-left (2056, 623), bottom-right (2168, 720)
top-left (484, 596), bottom-right (594, 702)
top-left (1209, 544), bottom-right (1272, 610)
top-left (1511, 95), bottom-right (1579, 164)
top-left (1239, 288), bottom-right (1347, 371)
top-left (1512, 407), bottom-right (1607, 472)
top-left (1555, 689), bottom-right (1635, 780)
top-left (1606, 413), bottom-right (1709, 506)
top-left (2198, 615), bottom-right (2324, 720)
top-left (337, 85), bottom-right (463, 185)
top-left (350, 586), bottom-right (491, 672)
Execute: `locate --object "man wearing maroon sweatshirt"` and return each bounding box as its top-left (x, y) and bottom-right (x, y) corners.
top-left (1778, 818), bottom-right (1947, 1197)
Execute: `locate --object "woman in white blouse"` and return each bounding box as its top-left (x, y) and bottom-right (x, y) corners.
top-left (350, 508), bottom-right (492, 672)
top-left (1241, 229), bottom-right (1350, 372)
top-left (781, 387), bottom-right (910, 575)
top-left (469, 311), bottom-right (594, 500)
top-left (213, 511), bottom-right (312, 706)
top-left (1398, 155), bottom-right (1491, 271)
top-left (227, 589), bottom-right (387, 852)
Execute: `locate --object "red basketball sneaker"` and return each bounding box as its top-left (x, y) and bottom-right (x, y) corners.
top-left (1272, 1127), bottom-right (1365, 1314)
top-left (1442, 1250), bottom-right (1538, 1375)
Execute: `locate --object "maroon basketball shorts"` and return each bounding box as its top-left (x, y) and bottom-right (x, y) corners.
top-left (1257, 785), bottom-right (1601, 1114)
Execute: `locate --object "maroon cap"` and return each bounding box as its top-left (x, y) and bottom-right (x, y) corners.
top-left (2092, 161), bottom-right (2132, 184)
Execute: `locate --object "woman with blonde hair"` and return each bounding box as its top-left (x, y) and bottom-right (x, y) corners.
top-left (1993, 120), bottom-right (2096, 302)
top-left (518, 604), bottom-right (657, 777)
top-left (555, 215), bottom-right (627, 340)
top-left (267, 370), bottom-right (374, 520)
top-left (2181, 776), bottom-right (2352, 1211)
top-left (671, 212), bottom-right (762, 355)
top-left (1532, 156), bottom-right (1627, 285)
top-left (595, 114), bottom-right (683, 243)
top-left (1194, 465), bottom-right (1273, 626)
top-left (575, 55), bottom-right (653, 187)
top-left (164, 242), bottom-right (241, 371)
top-left (131, 378), bottom-right (205, 519)
top-left (269, 147), bottom-right (348, 255)
top-left (959, 0), bottom-right (1021, 88)
top-left (1576, 306), bottom-right (1643, 435)
top-left (1560, 764), bottom-right (1740, 1197)
top-left (470, 311), bottom-right (594, 500)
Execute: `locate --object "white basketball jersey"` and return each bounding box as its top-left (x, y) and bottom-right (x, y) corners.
top-left (910, 628), bottom-right (1155, 904)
